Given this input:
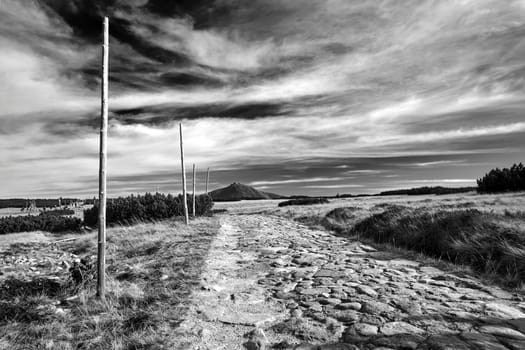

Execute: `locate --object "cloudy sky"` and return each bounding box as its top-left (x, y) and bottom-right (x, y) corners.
top-left (1, 0), bottom-right (525, 198)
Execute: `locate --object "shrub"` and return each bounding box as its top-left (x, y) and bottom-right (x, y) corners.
top-left (0, 215), bottom-right (82, 235)
top-left (477, 162), bottom-right (525, 193)
top-left (278, 198), bottom-right (329, 207)
top-left (39, 209), bottom-right (75, 216)
top-left (83, 193), bottom-right (214, 226)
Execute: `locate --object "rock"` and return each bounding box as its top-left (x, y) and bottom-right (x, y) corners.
top-left (244, 328), bottom-right (268, 350)
top-left (362, 301), bottom-right (396, 315)
top-left (337, 302), bottom-right (362, 311)
top-left (460, 331), bottom-right (508, 350)
top-left (319, 298), bottom-right (341, 306)
top-left (373, 335), bottom-right (421, 350)
top-left (479, 325), bottom-right (525, 340)
top-left (291, 309), bottom-right (303, 318)
top-left (484, 303), bottom-right (525, 319)
top-left (293, 344), bottom-right (319, 350)
top-left (380, 322), bottom-right (425, 336)
top-left (326, 309), bottom-right (360, 323)
top-left (300, 287), bottom-right (331, 296)
top-left (356, 285), bottom-right (378, 298)
top-left (353, 323), bottom-right (379, 336)
top-left (500, 338), bottom-right (525, 350)
top-left (508, 318), bottom-right (525, 334)
top-left (315, 269), bottom-right (346, 278)
top-left (426, 335), bottom-right (471, 350)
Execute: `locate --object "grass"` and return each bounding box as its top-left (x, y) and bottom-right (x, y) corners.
top-left (271, 192), bottom-right (525, 289)
top-left (322, 204), bottom-right (525, 288)
top-left (0, 217), bottom-right (220, 349)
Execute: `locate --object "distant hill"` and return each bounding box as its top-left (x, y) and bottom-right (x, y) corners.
top-left (209, 183), bottom-right (285, 202)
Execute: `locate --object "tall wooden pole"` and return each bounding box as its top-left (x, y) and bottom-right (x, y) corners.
top-left (97, 17), bottom-right (109, 300)
top-left (179, 123), bottom-right (189, 224)
top-left (206, 167), bottom-right (210, 195)
top-left (192, 164), bottom-right (196, 217)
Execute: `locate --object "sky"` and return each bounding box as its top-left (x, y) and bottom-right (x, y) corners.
top-left (1, 0), bottom-right (525, 198)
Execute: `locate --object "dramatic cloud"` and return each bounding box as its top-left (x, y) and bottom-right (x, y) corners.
top-left (1, 0), bottom-right (525, 197)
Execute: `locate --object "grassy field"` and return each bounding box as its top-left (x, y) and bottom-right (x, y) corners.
top-left (0, 217), bottom-right (219, 349)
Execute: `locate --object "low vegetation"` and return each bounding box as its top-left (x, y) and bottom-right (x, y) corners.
top-left (0, 219), bottom-right (220, 349)
top-left (0, 215), bottom-right (82, 235)
top-left (0, 198), bottom-right (79, 209)
top-left (477, 162), bottom-right (525, 193)
top-left (40, 209), bottom-right (75, 216)
top-left (379, 186), bottom-right (476, 196)
top-left (323, 204), bottom-right (525, 287)
top-left (278, 198), bottom-right (329, 207)
top-left (83, 192), bottom-right (213, 226)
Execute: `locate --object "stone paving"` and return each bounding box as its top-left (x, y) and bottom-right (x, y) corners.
top-left (179, 213), bottom-right (525, 350)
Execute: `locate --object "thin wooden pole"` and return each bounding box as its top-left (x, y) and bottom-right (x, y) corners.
top-left (206, 167), bottom-right (210, 195)
top-left (179, 123), bottom-right (189, 224)
top-left (97, 16), bottom-right (109, 300)
top-left (192, 164), bottom-right (196, 217)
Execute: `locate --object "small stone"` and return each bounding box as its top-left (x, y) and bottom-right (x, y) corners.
top-left (291, 309), bottom-right (303, 318)
top-left (484, 302), bottom-right (525, 319)
top-left (354, 323), bottom-right (379, 336)
top-left (337, 302), bottom-right (362, 311)
top-left (460, 331), bottom-right (508, 350)
top-left (300, 287), bottom-right (331, 296)
top-left (326, 309), bottom-right (360, 323)
top-left (380, 322), bottom-right (424, 336)
top-left (356, 285), bottom-right (378, 298)
top-left (362, 301), bottom-right (395, 315)
top-left (479, 325), bottom-right (525, 340)
top-left (426, 335), bottom-right (470, 350)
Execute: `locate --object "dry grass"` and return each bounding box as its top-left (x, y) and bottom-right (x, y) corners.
top-left (0, 217), bottom-right (219, 349)
top-left (269, 192), bottom-right (525, 289)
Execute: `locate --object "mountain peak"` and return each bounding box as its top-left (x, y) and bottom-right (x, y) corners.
top-left (209, 183), bottom-right (284, 202)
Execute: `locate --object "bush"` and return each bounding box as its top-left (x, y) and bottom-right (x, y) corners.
top-left (278, 198), bottom-right (329, 207)
top-left (83, 193), bottom-right (214, 226)
top-left (477, 162), bottom-right (525, 193)
top-left (40, 209), bottom-right (75, 216)
top-left (0, 215), bottom-right (82, 235)
top-left (344, 205), bottom-right (525, 286)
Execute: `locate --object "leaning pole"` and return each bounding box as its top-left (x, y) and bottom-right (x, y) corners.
top-left (192, 164), bottom-right (196, 217)
top-left (97, 16), bottom-right (109, 300)
top-left (179, 123), bottom-right (189, 224)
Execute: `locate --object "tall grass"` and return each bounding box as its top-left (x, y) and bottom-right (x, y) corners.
top-left (324, 205), bottom-right (525, 287)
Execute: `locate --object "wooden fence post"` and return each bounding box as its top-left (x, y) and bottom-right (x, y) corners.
top-left (179, 123), bottom-right (189, 224)
top-left (192, 164), bottom-right (196, 217)
top-left (97, 16), bottom-right (109, 300)
top-left (206, 167), bottom-right (210, 195)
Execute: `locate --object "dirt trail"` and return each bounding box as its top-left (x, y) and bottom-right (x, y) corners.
top-left (174, 213), bottom-right (525, 350)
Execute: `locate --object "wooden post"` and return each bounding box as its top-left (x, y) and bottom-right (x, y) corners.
top-left (179, 123), bottom-right (189, 224)
top-left (206, 167), bottom-right (210, 195)
top-left (97, 16), bottom-right (109, 300)
top-left (192, 164), bottom-right (196, 217)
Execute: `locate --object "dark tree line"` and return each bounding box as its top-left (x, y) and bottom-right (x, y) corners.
top-left (0, 215), bottom-right (82, 235)
top-left (83, 192), bottom-right (214, 226)
top-left (379, 186), bottom-right (476, 196)
top-left (0, 198), bottom-right (78, 209)
top-left (477, 163), bottom-right (525, 193)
